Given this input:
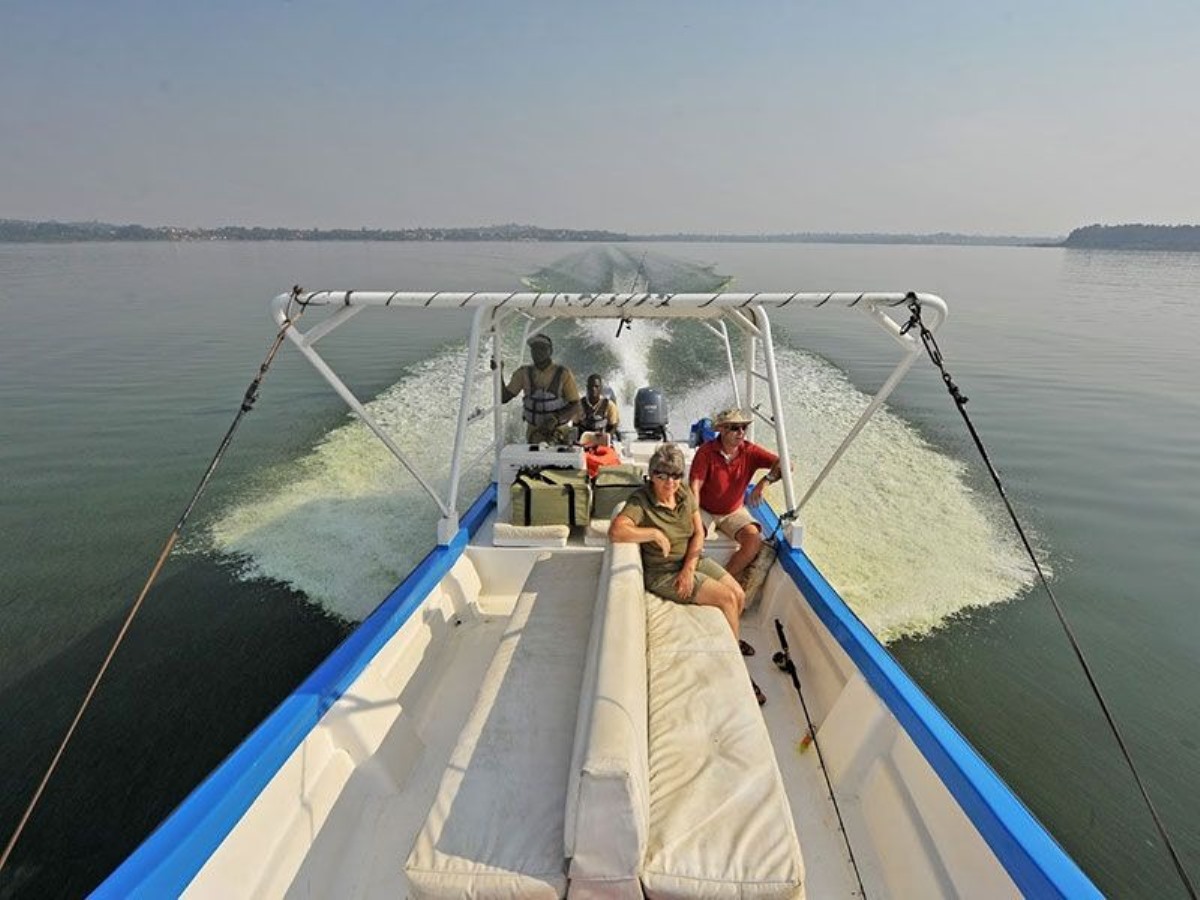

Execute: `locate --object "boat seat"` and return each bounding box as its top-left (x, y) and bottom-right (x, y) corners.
top-left (642, 592), bottom-right (805, 899)
top-left (405, 552), bottom-right (601, 899)
top-left (566, 543), bottom-right (805, 899)
top-left (565, 542), bottom-right (649, 898)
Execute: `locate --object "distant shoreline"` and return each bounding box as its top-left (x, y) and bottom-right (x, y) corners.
top-left (3, 219), bottom-right (1198, 250)
top-left (1058, 223), bottom-right (1200, 251)
top-left (0, 219), bottom-right (1053, 247)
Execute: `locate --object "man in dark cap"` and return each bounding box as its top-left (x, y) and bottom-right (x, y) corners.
top-left (501, 333), bottom-right (582, 444)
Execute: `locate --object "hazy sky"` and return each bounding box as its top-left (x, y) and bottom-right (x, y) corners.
top-left (2, 0), bottom-right (1197, 235)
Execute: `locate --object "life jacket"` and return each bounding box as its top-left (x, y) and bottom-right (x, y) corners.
top-left (522, 364), bottom-right (569, 425)
top-left (584, 444), bottom-right (619, 478)
top-left (580, 396), bottom-right (613, 432)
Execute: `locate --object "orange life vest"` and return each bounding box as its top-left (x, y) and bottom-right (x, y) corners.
top-left (584, 444), bottom-right (619, 478)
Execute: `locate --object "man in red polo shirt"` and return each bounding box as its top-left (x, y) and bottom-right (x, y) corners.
top-left (688, 408), bottom-right (782, 588)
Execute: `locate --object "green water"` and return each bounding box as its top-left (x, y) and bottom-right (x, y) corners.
top-left (1, 241), bottom-right (1197, 897)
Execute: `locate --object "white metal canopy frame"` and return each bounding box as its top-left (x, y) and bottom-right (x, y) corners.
top-left (269, 289), bottom-right (948, 544)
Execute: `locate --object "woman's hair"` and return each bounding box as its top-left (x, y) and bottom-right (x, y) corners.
top-left (648, 442), bottom-right (684, 476)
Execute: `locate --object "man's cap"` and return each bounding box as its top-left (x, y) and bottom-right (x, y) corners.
top-left (648, 443), bottom-right (685, 476)
top-left (586, 373), bottom-right (603, 388)
top-left (713, 407), bottom-right (752, 427)
top-left (527, 333), bottom-right (552, 350)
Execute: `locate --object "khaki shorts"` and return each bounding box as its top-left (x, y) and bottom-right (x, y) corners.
top-left (701, 506), bottom-right (760, 541)
top-left (645, 557), bottom-right (729, 604)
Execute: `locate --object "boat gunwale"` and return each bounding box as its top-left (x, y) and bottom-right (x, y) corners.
top-left (754, 502), bottom-right (1102, 900)
top-left (91, 486), bottom-right (496, 899)
top-left (98, 485), bottom-right (1101, 900)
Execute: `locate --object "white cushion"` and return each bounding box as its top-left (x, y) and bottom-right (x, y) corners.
top-left (566, 542), bottom-right (650, 899)
top-left (642, 594), bottom-right (805, 900)
top-left (492, 522), bottom-right (570, 547)
top-left (406, 553), bottom-right (599, 899)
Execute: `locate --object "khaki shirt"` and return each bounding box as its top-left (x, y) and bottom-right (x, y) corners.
top-left (581, 395), bottom-right (620, 430)
top-left (619, 483), bottom-right (698, 575)
top-left (504, 363), bottom-right (581, 405)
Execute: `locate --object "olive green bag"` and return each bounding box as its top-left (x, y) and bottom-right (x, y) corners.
top-left (510, 467), bottom-right (591, 527)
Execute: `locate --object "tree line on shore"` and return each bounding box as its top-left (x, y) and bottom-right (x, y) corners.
top-left (2, 218), bottom-right (1197, 250)
top-left (1058, 223), bottom-right (1200, 251)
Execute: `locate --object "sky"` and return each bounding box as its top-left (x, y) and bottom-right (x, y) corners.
top-left (2, 0), bottom-right (1198, 236)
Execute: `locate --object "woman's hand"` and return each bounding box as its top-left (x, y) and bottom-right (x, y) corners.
top-left (652, 529), bottom-right (671, 558)
top-left (674, 558), bottom-right (697, 599)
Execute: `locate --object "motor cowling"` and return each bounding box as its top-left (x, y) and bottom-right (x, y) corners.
top-left (634, 387), bottom-right (669, 440)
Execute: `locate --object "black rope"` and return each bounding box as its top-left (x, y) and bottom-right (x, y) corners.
top-left (901, 292), bottom-right (1198, 900)
top-left (0, 286), bottom-right (307, 876)
top-left (774, 619), bottom-right (868, 899)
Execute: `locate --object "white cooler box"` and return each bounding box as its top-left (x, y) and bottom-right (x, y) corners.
top-left (496, 443), bottom-right (587, 519)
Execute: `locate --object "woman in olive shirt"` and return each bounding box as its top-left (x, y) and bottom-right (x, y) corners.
top-left (608, 444), bottom-right (746, 640)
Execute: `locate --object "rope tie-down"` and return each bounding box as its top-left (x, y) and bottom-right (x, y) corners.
top-left (899, 292), bottom-right (1197, 900)
top-left (0, 287), bottom-right (308, 877)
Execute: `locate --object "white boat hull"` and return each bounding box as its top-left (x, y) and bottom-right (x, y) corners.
top-left (95, 486), bottom-right (1099, 899)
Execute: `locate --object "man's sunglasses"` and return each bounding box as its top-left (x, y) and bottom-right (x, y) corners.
top-left (723, 423), bottom-right (747, 433)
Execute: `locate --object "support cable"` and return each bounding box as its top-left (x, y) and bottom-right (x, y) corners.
top-left (900, 293), bottom-right (1197, 900)
top-left (0, 287), bottom-right (307, 877)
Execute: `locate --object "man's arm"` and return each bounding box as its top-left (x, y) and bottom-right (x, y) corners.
top-left (500, 365), bottom-right (523, 404)
top-left (557, 368), bottom-right (583, 426)
top-left (748, 448), bottom-right (783, 505)
top-left (559, 398), bottom-right (583, 427)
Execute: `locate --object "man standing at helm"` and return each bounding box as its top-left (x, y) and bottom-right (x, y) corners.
top-left (501, 333), bottom-right (582, 444)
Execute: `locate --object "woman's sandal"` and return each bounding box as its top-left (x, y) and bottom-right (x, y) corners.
top-left (751, 680), bottom-right (766, 706)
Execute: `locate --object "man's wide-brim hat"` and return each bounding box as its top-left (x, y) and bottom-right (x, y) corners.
top-left (713, 407), bottom-right (752, 427)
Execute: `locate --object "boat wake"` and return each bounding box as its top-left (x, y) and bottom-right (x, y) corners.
top-left (207, 326), bottom-right (1033, 640)
top-left (207, 349), bottom-right (497, 622)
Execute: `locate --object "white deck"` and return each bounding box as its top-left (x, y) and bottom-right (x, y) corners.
top-left (181, 504), bottom-right (1032, 899)
top-left (95, 287), bottom-right (1100, 899)
top-left (185, 521), bottom-right (871, 898)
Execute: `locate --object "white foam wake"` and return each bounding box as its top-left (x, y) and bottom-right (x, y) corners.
top-left (574, 318), bottom-right (668, 405)
top-left (208, 346), bottom-right (495, 621)
top-left (209, 332), bottom-right (1033, 639)
top-left (667, 345), bottom-right (1034, 641)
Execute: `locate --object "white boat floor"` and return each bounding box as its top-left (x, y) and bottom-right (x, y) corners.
top-left (739, 609), bottom-right (863, 899)
top-left (284, 554), bottom-right (861, 899)
top-left (292, 603), bottom-right (513, 900)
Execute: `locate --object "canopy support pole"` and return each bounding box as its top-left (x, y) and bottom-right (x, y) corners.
top-left (281, 324), bottom-right (453, 521)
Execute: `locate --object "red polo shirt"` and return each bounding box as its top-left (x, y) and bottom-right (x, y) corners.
top-left (689, 439), bottom-right (778, 515)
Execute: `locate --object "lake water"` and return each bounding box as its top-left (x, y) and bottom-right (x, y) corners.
top-left (1, 241), bottom-right (1197, 897)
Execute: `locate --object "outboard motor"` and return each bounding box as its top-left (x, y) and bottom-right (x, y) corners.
top-left (634, 387), bottom-right (669, 441)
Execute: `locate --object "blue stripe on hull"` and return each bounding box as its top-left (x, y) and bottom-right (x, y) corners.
top-left (92, 485), bottom-right (497, 899)
top-left (756, 504), bottom-right (1102, 899)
